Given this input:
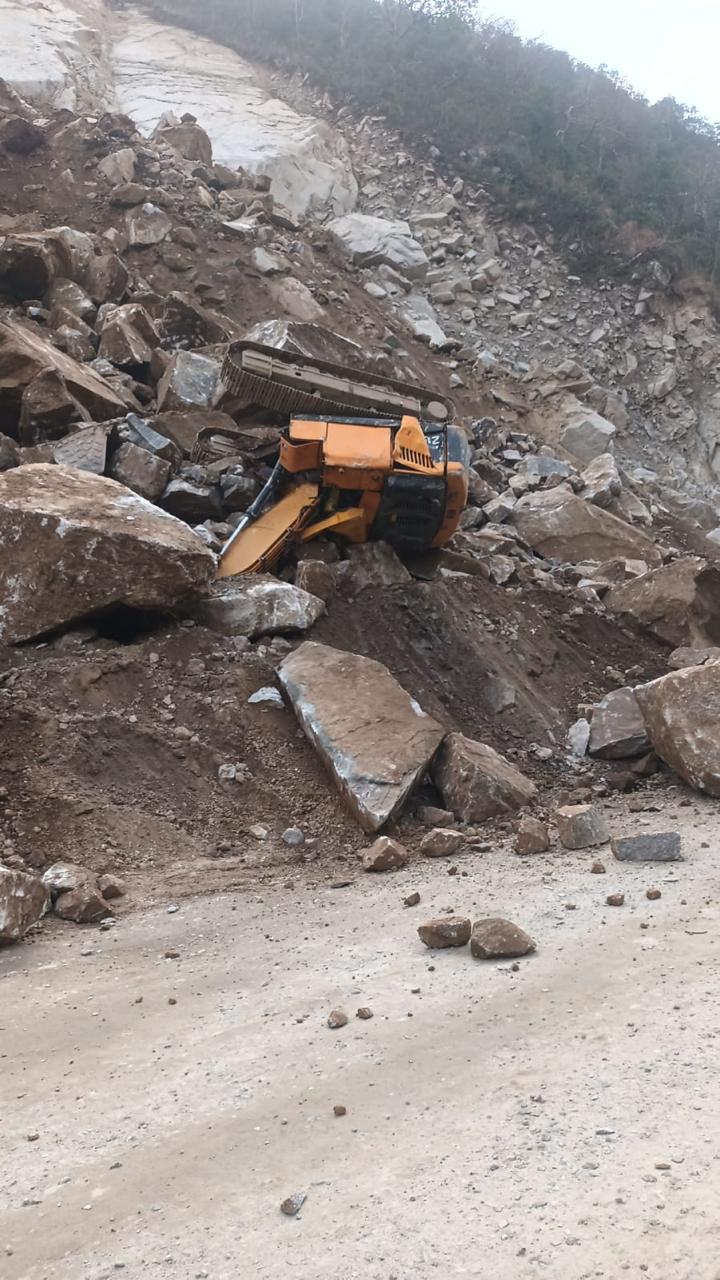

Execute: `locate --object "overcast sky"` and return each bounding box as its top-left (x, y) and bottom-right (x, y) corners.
top-left (482, 0), bottom-right (720, 122)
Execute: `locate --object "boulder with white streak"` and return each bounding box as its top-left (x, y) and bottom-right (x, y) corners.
top-left (194, 577), bottom-right (325, 638)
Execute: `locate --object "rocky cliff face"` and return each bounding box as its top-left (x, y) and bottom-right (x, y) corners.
top-left (0, 0), bottom-right (357, 217)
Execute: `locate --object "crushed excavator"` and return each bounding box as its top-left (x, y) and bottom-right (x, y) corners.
top-left (216, 341), bottom-right (470, 578)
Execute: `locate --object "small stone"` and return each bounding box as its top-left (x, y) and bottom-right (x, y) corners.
top-left (611, 833), bottom-right (683, 863)
top-left (646, 888), bottom-right (662, 901)
top-left (556, 804), bottom-right (609, 849)
top-left (282, 827), bottom-right (305, 847)
top-left (327, 1009), bottom-right (349, 1029)
top-left (27, 1133), bottom-right (40, 1142)
top-left (362, 836), bottom-right (409, 872)
top-left (514, 815), bottom-right (550, 855)
top-left (248, 687), bottom-right (284, 707)
top-left (470, 918), bottom-right (536, 959)
top-left (417, 916), bottom-right (472, 948)
top-left (333, 1105), bottom-right (347, 1117)
top-left (280, 1192), bottom-right (306, 1216)
top-left (403, 892), bottom-right (421, 908)
top-left (420, 828), bottom-right (466, 858)
top-left (606, 893), bottom-right (625, 907)
top-left (591, 861), bottom-right (607, 874)
top-left (356, 1007), bottom-right (374, 1020)
top-left (98, 874), bottom-right (126, 901)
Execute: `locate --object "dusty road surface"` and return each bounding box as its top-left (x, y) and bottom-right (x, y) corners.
top-left (3, 797), bottom-right (720, 1280)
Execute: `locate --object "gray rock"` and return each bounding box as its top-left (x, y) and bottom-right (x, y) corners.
top-left (556, 804), bottom-right (609, 849)
top-left (125, 203), bottom-right (172, 247)
top-left (511, 487), bottom-right (661, 566)
top-left (605, 558), bottom-right (720, 648)
top-left (561, 409), bottom-right (616, 462)
top-left (344, 541), bottom-right (411, 590)
top-left (109, 442), bottom-right (171, 502)
top-left (196, 576), bottom-right (324, 638)
top-left (581, 453), bottom-right (622, 508)
top-left (278, 641), bottom-right (444, 832)
top-left (612, 833), bottom-right (683, 863)
top-left (157, 351), bottom-right (221, 413)
top-left (567, 718), bottom-right (591, 757)
top-left (588, 688), bottom-right (650, 759)
top-left (248, 686), bottom-right (284, 707)
top-left (328, 213), bottom-right (429, 279)
top-left (282, 827), bottom-right (305, 847)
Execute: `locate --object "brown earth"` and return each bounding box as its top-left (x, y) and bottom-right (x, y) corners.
top-left (0, 572), bottom-right (671, 910)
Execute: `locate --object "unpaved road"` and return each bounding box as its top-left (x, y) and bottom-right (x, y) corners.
top-left (3, 796), bottom-right (720, 1280)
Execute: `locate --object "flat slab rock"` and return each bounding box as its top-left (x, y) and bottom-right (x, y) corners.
top-left (0, 867), bottom-right (49, 945)
top-left (278, 641), bottom-right (444, 832)
top-left (635, 664), bottom-right (720, 796)
top-left (0, 464), bottom-right (215, 643)
top-left (194, 576), bottom-right (325, 639)
top-left (612, 833), bottom-right (683, 863)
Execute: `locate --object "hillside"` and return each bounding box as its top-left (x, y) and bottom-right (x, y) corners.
top-left (3, 6), bottom-right (720, 1277)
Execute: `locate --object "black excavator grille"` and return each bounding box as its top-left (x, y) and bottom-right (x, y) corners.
top-left (370, 473), bottom-right (446, 552)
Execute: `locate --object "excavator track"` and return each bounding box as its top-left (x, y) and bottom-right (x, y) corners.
top-left (221, 341), bottom-right (453, 424)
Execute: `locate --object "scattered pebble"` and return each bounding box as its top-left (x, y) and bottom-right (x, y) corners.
top-left (280, 1191), bottom-right (306, 1216)
top-left (333, 1105), bottom-right (347, 1117)
top-left (590, 861), bottom-right (606, 874)
top-left (646, 888), bottom-right (662, 901)
top-left (606, 893), bottom-right (625, 907)
top-left (356, 1007), bottom-right (373, 1020)
top-left (403, 892), bottom-right (421, 908)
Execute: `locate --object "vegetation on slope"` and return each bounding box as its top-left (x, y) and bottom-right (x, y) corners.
top-left (144, 0), bottom-right (720, 279)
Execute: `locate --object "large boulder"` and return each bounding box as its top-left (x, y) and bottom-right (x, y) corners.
top-left (0, 464), bottom-right (215, 643)
top-left (0, 319), bottom-right (125, 436)
top-left (328, 214), bottom-right (429, 280)
top-left (511, 487), bottom-right (662, 566)
top-left (605, 559), bottom-right (720, 648)
top-left (635, 664), bottom-right (720, 796)
top-left (0, 867), bottom-right (49, 945)
top-left (588, 687), bottom-right (650, 759)
top-left (433, 732), bottom-right (537, 823)
top-left (277, 641), bottom-right (444, 831)
top-left (195, 577), bottom-right (325, 638)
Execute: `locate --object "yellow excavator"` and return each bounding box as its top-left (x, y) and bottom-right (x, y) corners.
top-left (215, 341), bottom-right (470, 578)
